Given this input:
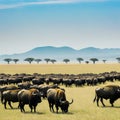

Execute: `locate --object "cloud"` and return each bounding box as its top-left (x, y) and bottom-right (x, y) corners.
top-left (0, 0), bottom-right (76, 9)
top-left (0, 0), bottom-right (116, 10)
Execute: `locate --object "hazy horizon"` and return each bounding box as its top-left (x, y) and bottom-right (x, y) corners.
top-left (0, 0), bottom-right (120, 54)
top-left (1, 45), bottom-right (120, 55)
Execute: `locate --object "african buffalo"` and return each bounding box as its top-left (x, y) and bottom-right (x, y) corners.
top-left (1, 89), bottom-right (20, 109)
top-left (18, 88), bottom-right (42, 112)
top-left (93, 85), bottom-right (120, 107)
top-left (47, 88), bottom-right (73, 113)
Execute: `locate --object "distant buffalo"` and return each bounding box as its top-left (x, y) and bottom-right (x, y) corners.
top-left (18, 88), bottom-right (42, 112)
top-left (93, 85), bottom-right (120, 107)
top-left (18, 82), bottom-right (31, 89)
top-left (47, 88), bottom-right (73, 113)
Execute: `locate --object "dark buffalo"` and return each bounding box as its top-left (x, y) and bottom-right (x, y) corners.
top-left (62, 78), bottom-right (74, 87)
top-left (8, 77), bottom-right (22, 84)
top-left (47, 88), bottom-right (73, 113)
top-left (18, 82), bottom-right (31, 89)
top-left (93, 85), bottom-right (120, 107)
top-left (18, 88), bottom-right (42, 112)
top-left (1, 89), bottom-right (21, 109)
top-left (32, 77), bottom-right (45, 85)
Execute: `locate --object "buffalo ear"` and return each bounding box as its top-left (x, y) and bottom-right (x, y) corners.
top-left (69, 99), bottom-right (73, 104)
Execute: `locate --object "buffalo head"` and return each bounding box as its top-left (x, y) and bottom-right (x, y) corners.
top-left (59, 99), bottom-right (73, 113)
top-left (31, 91), bottom-right (42, 103)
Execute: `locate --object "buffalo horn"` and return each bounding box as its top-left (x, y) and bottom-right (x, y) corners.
top-left (32, 92), bottom-right (37, 95)
top-left (69, 99), bottom-right (73, 104)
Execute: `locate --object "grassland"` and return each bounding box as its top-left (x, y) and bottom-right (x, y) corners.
top-left (0, 63), bottom-right (120, 74)
top-left (1, 82), bottom-right (120, 120)
top-left (0, 63), bottom-right (120, 120)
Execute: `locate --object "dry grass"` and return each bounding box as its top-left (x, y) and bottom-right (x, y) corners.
top-left (0, 63), bottom-right (120, 74)
top-left (0, 64), bottom-right (120, 120)
top-left (1, 82), bottom-right (120, 120)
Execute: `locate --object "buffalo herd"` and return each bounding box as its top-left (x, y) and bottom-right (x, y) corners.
top-left (0, 71), bottom-right (120, 113)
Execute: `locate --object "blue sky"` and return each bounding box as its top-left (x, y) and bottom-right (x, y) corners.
top-left (0, 0), bottom-right (120, 54)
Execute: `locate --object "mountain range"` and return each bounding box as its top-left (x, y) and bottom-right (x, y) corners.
top-left (0, 46), bottom-right (120, 63)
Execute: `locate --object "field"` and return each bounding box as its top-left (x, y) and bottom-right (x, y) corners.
top-left (0, 63), bottom-right (120, 74)
top-left (0, 64), bottom-right (120, 120)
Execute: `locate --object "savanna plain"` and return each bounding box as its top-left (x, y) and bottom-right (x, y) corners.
top-left (0, 63), bottom-right (120, 120)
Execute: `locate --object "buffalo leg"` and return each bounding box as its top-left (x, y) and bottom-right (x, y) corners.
top-left (8, 101), bottom-right (13, 109)
top-left (110, 99), bottom-right (114, 107)
top-left (96, 97), bottom-right (99, 107)
top-left (33, 106), bottom-right (36, 112)
top-left (55, 105), bottom-right (59, 113)
top-left (48, 103), bottom-right (52, 112)
top-left (20, 103), bottom-right (25, 112)
top-left (51, 103), bottom-right (54, 112)
top-left (22, 105), bottom-right (25, 112)
top-left (49, 102), bottom-right (54, 112)
top-left (3, 100), bottom-right (7, 109)
top-left (29, 104), bottom-right (33, 112)
top-left (100, 98), bottom-right (105, 107)
top-left (49, 103), bottom-right (52, 112)
top-left (19, 102), bottom-right (22, 112)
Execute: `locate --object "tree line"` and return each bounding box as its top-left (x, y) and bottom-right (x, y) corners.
top-left (2, 57), bottom-right (120, 64)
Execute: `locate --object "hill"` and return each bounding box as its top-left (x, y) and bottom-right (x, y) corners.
top-left (0, 46), bottom-right (120, 62)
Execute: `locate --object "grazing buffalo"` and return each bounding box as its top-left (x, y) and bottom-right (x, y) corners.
top-left (1, 89), bottom-right (20, 109)
top-left (18, 88), bottom-right (42, 112)
top-left (93, 85), bottom-right (120, 107)
top-left (47, 88), bottom-right (73, 113)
